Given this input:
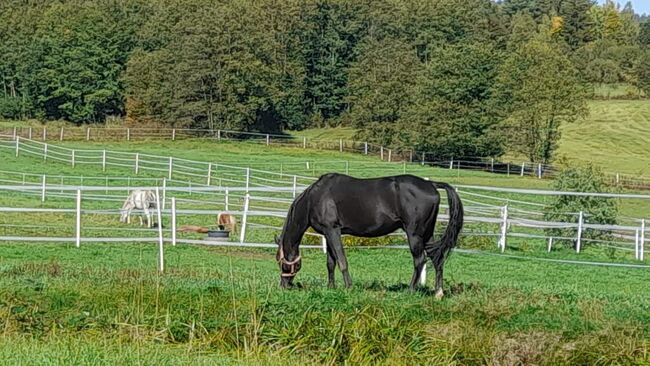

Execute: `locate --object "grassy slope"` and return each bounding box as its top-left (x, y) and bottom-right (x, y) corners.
top-left (291, 100), bottom-right (650, 176)
top-left (557, 100), bottom-right (650, 175)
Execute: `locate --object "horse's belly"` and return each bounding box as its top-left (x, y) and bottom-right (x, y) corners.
top-left (340, 219), bottom-right (401, 237)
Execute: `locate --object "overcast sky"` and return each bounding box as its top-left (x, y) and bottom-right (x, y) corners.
top-left (597, 0), bottom-right (650, 15)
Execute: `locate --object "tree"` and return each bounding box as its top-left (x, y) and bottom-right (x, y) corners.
top-left (538, 0), bottom-right (596, 49)
top-left (402, 42), bottom-right (504, 159)
top-left (635, 49), bottom-right (650, 96)
top-left (301, 1), bottom-right (367, 125)
top-left (494, 29), bottom-right (588, 164)
top-left (346, 37), bottom-right (421, 146)
top-left (544, 164), bottom-right (618, 249)
top-left (640, 21), bottom-right (650, 46)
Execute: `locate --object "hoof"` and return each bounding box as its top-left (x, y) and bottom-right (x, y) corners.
top-left (434, 288), bottom-right (444, 300)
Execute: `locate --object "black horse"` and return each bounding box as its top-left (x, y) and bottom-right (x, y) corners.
top-left (276, 173), bottom-right (463, 298)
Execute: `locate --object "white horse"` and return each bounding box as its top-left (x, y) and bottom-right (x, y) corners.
top-left (120, 190), bottom-right (157, 227)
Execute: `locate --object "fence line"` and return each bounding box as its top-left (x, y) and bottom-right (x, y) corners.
top-left (0, 185), bottom-right (646, 262)
top-left (2, 126), bottom-right (648, 189)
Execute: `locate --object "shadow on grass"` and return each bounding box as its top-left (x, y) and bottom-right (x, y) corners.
top-left (362, 280), bottom-right (483, 297)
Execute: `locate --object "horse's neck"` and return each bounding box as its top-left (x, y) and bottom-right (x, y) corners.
top-left (282, 195), bottom-right (310, 255)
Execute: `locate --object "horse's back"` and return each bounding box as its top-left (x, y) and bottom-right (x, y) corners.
top-left (309, 174), bottom-right (440, 236)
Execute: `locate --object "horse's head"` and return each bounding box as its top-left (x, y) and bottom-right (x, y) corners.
top-left (275, 234), bottom-right (301, 288)
top-left (119, 209), bottom-right (128, 223)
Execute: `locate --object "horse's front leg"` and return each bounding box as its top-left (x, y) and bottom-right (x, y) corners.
top-left (325, 244), bottom-right (336, 288)
top-left (325, 229), bottom-right (351, 288)
top-left (144, 207), bottom-right (151, 228)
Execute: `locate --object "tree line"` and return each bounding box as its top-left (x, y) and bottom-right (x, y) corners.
top-left (1, 0), bottom-right (648, 163)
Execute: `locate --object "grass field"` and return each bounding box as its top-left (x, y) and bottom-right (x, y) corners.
top-left (288, 100), bottom-right (650, 177)
top-left (0, 242), bottom-right (648, 365)
top-left (557, 100), bottom-right (650, 176)
top-left (0, 100), bottom-right (649, 364)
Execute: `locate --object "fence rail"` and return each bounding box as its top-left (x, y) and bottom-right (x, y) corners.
top-left (2, 126), bottom-right (648, 189)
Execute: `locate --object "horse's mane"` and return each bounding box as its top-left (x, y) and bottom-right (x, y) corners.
top-left (280, 179), bottom-right (318, 243)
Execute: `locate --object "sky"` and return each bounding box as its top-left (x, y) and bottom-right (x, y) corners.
top-left (598, 0), bottom-right (650, 15)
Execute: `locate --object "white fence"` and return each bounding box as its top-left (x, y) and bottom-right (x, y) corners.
top-left (0, 181), bottom-right (647, 268)
top-left (2, 126), bottom-right (648, 188)
top-left (0, 136), bottom-right (649, 271)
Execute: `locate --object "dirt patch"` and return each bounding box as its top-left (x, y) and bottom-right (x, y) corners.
top-left (2, 261), bottom-right (62, 278)
top-left (492, 331), bottom-right (564, 366)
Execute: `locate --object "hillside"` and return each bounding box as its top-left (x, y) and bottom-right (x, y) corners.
top-left (556, 100), bottom-right (650, 175)
top-left (291, 100), bottom-right (650, 176)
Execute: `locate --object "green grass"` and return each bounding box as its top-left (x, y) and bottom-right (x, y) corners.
top-left (0, 243), bottom-right (648, 365)
top-left (0, 118), bottom-right (649, 364)
top-left (591, 83), bottom-right (646, 99)
top-left (293, 100), bottom-right (650, 177)
top-left (289, 126), bottom-right (357, 141)
top-left (557, 100), bottom-right (650, 176)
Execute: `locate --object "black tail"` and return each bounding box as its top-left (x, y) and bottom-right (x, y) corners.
top-left (425, 182), bottom-right (464, 266)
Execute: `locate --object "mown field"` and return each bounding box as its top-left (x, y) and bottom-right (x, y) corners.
top-left (0, 101), bottom-right (650, 365)
top-left (0, 116), bottom-right (649, 364)
top-left (0, 242), bottom-right (648, 365)
top-left (557, 100), bottom-right (650, 176)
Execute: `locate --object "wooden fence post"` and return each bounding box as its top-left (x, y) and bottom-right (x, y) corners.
top-left (102, 150), bottom-right (106, 171)
top-left (364, 142), bottom-right (368, 155)
top-left (207, 163), bottom-right (212, 185)
top-left (292, 176), bottom-right (297, 198)
top-left (499, 205), bottom-right (508, 252)
top-left (135, 153), bottom-right (139, 174)
top-left (168, 157), bottom-right (173, 180)
top-left (15, 136), bottom-right (19, 157)
top-left (41, 175), bottom-right (46, 202)
top-left (59, 127), bottom-right (64, 141)
top-left (641, 219), bottom-right (646, 261)
top-left (162, 178), bottom-right (167, 210)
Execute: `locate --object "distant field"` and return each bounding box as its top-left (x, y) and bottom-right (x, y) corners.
top-left (291, 100), bottom-right (650, 176)
top-left (557, 100), bottom-right (650, 176)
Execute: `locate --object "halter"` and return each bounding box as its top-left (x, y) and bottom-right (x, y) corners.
top-left (277, 245), bottom-right (301, 278)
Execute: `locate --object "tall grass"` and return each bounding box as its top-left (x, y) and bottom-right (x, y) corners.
top-left (0, 243), bottom-right (648, 365)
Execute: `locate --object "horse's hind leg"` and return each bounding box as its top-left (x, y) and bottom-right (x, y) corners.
top-left (406, 233), bottom-right (427, 291)
top-left (433, 260), bottom-right (444, 300)
top-left (324, 229), bottom-right (352, 288)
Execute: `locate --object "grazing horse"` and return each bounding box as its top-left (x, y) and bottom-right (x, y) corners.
top-left (119, 190), bottom-right (157, 227)
top-left (276, 173), bottom-right (463, 298)
top-left (217, 213), bottom-right (237, 233)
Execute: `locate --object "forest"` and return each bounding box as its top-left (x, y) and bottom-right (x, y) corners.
top-left (0, 0), bottom-right (648, 163)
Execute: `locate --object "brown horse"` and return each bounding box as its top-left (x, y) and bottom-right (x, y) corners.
top-left (217, 213), bottom-right (237, 233)
top-left (178, 213), bottom-right (238, 233)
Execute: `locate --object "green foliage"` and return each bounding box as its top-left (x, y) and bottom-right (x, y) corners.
top-left (544, 164), bottom-right (618, 248)
top-left (495, 27), bottom-right (588, 164)
top-left (635, 49), bottom-right (650, 96)
top-left (640, 21), bottom-right (650, 46)
top-left (0, 0), bottom-right (647, 157)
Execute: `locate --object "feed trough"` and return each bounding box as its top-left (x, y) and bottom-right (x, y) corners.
top-left (205, 229), bottom-right (230, 242)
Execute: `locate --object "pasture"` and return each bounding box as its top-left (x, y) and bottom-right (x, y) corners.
top-left (0, 135), bottom-right (648, 364)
